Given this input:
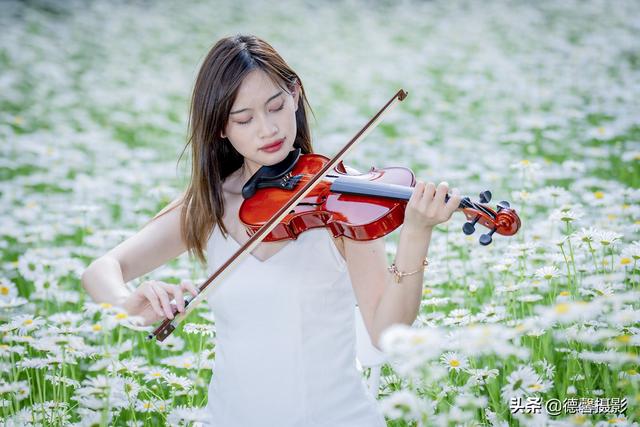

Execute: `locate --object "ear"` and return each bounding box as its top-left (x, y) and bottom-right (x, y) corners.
top-left (220, 129), bottom-right (226, 139)
top-left (291, 81), bottom-right (301, 112)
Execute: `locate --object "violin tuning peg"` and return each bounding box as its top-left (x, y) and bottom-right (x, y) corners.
top-left (479, 227), bottom-right (496, 246)
top-left (479, 190), bottom-right (492, 204)
top-left (479, 234), bottom-right (492, 245)
top-left (462, 215), bottom-right (480, 235)
top-left (463, 222), bottom-right (475, 235)
top-left (496, 200), bottom-right (510, 211)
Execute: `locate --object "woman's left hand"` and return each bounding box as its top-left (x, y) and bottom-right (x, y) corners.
top-left (403, 181), bottom-right (461, 232)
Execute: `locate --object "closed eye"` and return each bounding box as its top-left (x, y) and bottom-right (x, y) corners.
top-left (236, 102), bottom-right (285, 125)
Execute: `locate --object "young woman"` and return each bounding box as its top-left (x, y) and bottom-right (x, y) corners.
top-left (82, 34), bottom-right (461, 426)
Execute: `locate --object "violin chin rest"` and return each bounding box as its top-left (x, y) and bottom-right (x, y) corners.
top-left (242, 148), bottom-right (301, 199)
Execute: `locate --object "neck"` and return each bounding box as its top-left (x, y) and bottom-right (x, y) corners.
top-left (239, 160), bottom-right (261, 185)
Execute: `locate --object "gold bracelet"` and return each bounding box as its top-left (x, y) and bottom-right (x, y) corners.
top-left (388, 258), bottom-right (429, 283)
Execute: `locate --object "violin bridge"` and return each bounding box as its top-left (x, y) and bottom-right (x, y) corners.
top-left (279, 173), bottom-right (301, 190)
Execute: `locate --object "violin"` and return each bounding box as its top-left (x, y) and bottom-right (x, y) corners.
top-left (148, 89), bottom-right (521, 342)
top-left (239, 148), bottom-right (520, 246)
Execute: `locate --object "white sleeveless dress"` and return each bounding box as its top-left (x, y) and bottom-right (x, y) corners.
top-left (202, 225), bottom-right (387, 427)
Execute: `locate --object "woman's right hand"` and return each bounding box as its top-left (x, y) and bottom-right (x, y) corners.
top-left (121, 280), bottom-right (199, 326)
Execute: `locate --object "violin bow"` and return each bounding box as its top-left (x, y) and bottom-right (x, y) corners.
top-left (148, 89), bottom-right (408, 341)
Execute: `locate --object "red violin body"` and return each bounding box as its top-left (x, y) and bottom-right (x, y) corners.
top-left (240, 153), bottom-right (415, 241)
top-left (238, 153), bottom-right (521, 244)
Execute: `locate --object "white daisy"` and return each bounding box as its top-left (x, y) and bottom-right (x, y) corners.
top-left (440, 351), bottom-right (469, 371)
top-left (163, 372), bottom-right (193, 390)
top-left (549, 207), bottom-right (584, 223)
top-left (501, 365), bottom-right (548, 400)
top-left (9, 314), bottom-right (46, 335)
top-left (465, 368), bottom-right (499, 386)
top-left (379, 389), bottom-right (424, 421)
top-left (183, 322), bottom-right (216, 337)
top-left (160, 353), bottom-right (199, 370)
top-left (534, 265), bottom-right (560, 280)
top-left (166, 405), bottom-right (210, 425)
top-left (596, 230), bottom-right (623, 247)
top-left (0, 279), bottom-right (17, 300)
top-left (142, 366), bottom-right (171, 382)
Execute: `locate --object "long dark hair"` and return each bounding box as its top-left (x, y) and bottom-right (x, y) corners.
top-left (149, 34), bottom-right (314, 265)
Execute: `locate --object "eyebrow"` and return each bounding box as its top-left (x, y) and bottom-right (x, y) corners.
top-left (230, 91), bottom-right (283, 115)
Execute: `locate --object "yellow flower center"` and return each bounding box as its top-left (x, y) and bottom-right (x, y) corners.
top-left (520, 159), bottom-right (530, 166)
top-left (151, 373), bottom-right (161, 377)
top-left (449, 360), bottom-right (460, 367)
top-left (92, 324), bottom-right (102, 332)
top-left (100, 303), bottom-right (112, 309)
top-left (183, 363), bottom-right (192, 368)
top-left (616, 335), bottom-right (630, 343)
top-left (410, 336), bottom-right (425, 345)
top-left (115, 313), bottom-right (128, 320)
top-left (627, 369), bottom-right (637, 375)
top-left (606, 214), bottom-right (617, 220)
top-left (559, 291), bottom-right (570, 296)
top-left (620, 257), bottom-right (632, 265)
top-left (23, 319), bottom-right (33, 326)
top-left (0, 286), bottom-right (9, 295)
top-left (593, 191), bottom-right (604, 199)
top-left (554, 303), bottom-right (570, 314)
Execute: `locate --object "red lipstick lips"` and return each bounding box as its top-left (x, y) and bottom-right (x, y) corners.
top-left (260, 138), bottom-right (285, 152)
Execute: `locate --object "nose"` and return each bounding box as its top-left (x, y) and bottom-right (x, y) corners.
top-left (257, 114), bottom-right (278, 139)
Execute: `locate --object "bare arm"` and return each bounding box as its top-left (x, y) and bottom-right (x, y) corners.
top-left (345, 181), bottom-right (460, 350)
top-left (81, 195), bottom-right (189, 308)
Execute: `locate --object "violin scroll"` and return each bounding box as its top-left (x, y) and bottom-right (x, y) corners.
top-left (457, 191), bottom-right (521, 245)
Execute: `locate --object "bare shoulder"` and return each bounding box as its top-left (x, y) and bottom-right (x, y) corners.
top-left (336, 233), bottom-right (386, 263)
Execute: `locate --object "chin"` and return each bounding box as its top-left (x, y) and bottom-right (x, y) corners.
top-left (267, 151), bottom-right (289, 166)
